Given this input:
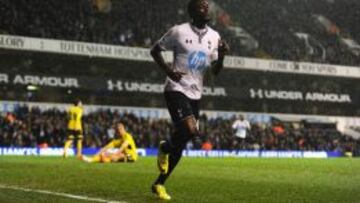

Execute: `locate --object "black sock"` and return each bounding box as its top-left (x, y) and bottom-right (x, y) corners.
top-left (154, 126), bottom-right (195, 185)
top-left (160, 130), bottom-right (183, 153)
top-left (160, 140), bottom-right (173, 154)
top-left (154, 146), bottom-right (183, 185)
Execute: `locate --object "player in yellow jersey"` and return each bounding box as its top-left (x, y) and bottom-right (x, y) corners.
top-left (81, 122), bottom-right (138, 163)
top-left (63, 99), bottom-right (84, 158)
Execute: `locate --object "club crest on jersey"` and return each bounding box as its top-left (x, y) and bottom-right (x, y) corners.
top-left (188, 51), bottom-right (207, 72)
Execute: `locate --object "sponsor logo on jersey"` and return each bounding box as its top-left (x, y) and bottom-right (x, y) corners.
top-left (188, 51), bottom-right (207, 72)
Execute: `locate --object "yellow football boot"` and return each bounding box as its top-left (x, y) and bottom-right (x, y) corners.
top-left (152, 184), bottom-right (171, 200)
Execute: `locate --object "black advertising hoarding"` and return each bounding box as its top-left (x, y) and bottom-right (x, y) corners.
top-left (0, 50), bottom-right (359, 116)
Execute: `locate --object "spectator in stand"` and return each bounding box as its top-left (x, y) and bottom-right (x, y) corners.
top-left (201, 137), bottom-right (213, 151)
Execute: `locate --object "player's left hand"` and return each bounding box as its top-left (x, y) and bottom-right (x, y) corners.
top-left (218, 39), bottom-right (230, 57)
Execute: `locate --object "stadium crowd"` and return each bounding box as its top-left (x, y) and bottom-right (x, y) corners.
top-left (0, 0), bottom-right (359, 66)
top-left (0, 105), bottom-right (358, 156)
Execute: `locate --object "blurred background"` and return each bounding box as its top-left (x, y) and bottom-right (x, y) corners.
top-left (0, 0), bottom-right (359, 157)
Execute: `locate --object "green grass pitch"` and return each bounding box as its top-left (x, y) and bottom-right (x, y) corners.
top-left (0, 156), bottom-right (359, 203)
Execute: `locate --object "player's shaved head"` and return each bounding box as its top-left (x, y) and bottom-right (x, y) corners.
top-left (187, 0), bottom-right (210, 22)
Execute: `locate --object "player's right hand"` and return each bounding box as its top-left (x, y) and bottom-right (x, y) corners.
top-left (218, 39), bottom-right (230, 57)
top-left (166, 70), bottom-right (186, 82)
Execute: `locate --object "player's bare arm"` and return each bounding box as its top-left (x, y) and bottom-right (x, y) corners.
top-left (211, 39), bottom-right (230, 76)
top-left (150, 45), bottom-right (185, 82)
top-left (107, 140), bottom-right (129, 161)
top-left (116, 140), bottom-right (129, 155)
top-left (98, 142), bottom-right (114, 155)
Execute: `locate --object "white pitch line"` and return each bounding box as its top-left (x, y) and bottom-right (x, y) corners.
top-left (0, 184), bottom-right (127, 203)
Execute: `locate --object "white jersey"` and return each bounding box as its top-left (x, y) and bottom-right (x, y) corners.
top-left (156, 22), bottom-right (221, 100)
top-left (232, 119), bottom-right (250, 139)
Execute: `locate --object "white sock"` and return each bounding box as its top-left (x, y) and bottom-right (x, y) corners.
top-left (81, 155), bottom-right (93, 163)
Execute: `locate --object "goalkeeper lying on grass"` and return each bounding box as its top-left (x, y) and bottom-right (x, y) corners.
top-left (81, 122), bottom-right (138, 163)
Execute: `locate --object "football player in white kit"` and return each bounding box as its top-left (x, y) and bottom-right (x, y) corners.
top-left (150, 0), bottom-right (229, 200)
top-left (232, 114), bottom-right (251, 148)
